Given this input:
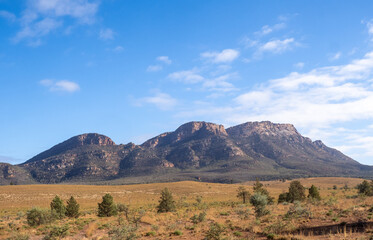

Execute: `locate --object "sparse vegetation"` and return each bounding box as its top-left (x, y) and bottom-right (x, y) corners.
top-left (1, 177), bottom-right (372, 239)
top-left (236, 186), bottom-right (250, 203)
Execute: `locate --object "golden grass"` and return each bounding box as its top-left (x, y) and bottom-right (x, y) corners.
top-left (0, 177), bottom-right (371, 239)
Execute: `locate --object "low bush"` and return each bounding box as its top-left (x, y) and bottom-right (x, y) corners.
top-left (43, 225), bottom-right (69, 240)
top-left (26, 208), bottom-right (57, 227)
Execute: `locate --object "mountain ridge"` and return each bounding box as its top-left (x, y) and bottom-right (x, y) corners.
top-left (1, 121), bottom-right (372, 185)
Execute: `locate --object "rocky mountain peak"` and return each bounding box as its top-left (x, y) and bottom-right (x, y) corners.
top-left (142, 121), bottom-right (227, 148)
top-left (175, 121), bottom-right (227, 137)
top-left (227, 121), bottom-right (299, 138)
top-left (71, 133), bottom-right (115, 146)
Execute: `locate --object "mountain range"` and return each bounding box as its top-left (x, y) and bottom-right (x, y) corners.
top-left (1, 121), bottom-right (372, 185)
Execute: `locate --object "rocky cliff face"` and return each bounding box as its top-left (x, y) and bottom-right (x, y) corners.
top-left (3, 121), bottom-right (372, 185)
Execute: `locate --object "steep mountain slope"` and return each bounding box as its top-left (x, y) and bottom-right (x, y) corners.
top-left (0, 163), bottom-right (35, 185)
top-left (2, 121), bottom-right (371, 185)
top-left (21, 134), bottom-right (136, 183)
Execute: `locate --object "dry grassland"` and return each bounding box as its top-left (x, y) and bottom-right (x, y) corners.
top-left (0, 177), bottom-right (372, 240)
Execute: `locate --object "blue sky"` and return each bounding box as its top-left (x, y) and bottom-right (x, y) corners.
top-left (2, 0), bottom-right (373, 165)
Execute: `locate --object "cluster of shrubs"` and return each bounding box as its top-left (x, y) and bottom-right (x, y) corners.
top-left (236, 179), bottom-right (321, 218)
top-left (26, 187), bottom-right (177, 228)
top-left (278, 181), bottom-right (321, 203)
top-left (27, 196), bottom-right (80, 226)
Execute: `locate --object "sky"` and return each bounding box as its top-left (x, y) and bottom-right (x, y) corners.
top-left (1, 1), bottom-right (373, 165)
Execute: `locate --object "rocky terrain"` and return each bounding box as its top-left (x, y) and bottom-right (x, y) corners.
top-left (1, 121), bottom-right (372, 185)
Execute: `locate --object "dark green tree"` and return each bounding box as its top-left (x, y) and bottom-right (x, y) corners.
top-left (50, 195), bottom-right (66, 219)
top-left (308, 185), bottom-right (321, 200)
top-left (357, 180), bottom-right (373, 196)
top-left (278, 192), bottom-right (289, 203)
top-left (66, 196), bottom-right (80, 218)
top-left (98, 194), bottom-right (118, 217)
top-left (236, 186), bottom-right (250, 204)
top-left (287, 181), bottom-right (306, 202)
top-left (157, 188), bottom-right (176, 213)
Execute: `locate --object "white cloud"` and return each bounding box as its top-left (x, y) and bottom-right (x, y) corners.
top-left (255, 22), bottom-right (286, 36)
top-left (13, 0), bottom-right (99, 45)
top-left (168, 70), bottom-right (204, 84)
top-left (40, 79), bottom-right (80, 92)
top-left (366, 19), bottom-right (373, 38)
top-left (147, 65), bottom-right (163, 72)
top-left (175, 51), bottom-right (373, 164)
top-left (329, 52), bottom-right (342, 61)
top-left (99, 28), bottom-right (114, 40)
top-left (0, 10), bottom-right (16, 22)
top-left (257, 38), bottom-right (296, 55)
top-left (157, 56), bottom-right (172, 64)
top-left (201, 49), bottom-right (240, 63)
top-left (113, 46), bottom-right (124, 52)
top-left (294, 62), bottom-right (305, 69)
top-left (138, 92), bottom-right (178, 111)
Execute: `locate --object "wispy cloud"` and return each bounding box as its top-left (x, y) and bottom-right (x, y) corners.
top-left (0, 10), bottom-right (16, 22)
top-left (256, 38), bottom-right (297, 56)
top-left (157, 56), bottom-right (172, 64)
top-left (294, 62), bottom-right (305, 69)
top-left (113, 45), bottom-right (124, 52)
top-left (201, 49), bottom-right (240, 63)
top-left (147, 65), bottom-right (163, 72)
top-left (136, 92), bottom-right (178, 111)
top-left (146, 56), bottom-right (172, 72)
top-left (99, 28), bottom-right (114, 40)
top-left (168, 70), bottom-right (204, 84)
top-left (12, 0), bottom-right (99, 45)
top-left (40, 79), bottom-right (80, 93)
top-left (329, 52), bottom-right (342, 61)
top-left (255, 22), bottom-right (286, 36)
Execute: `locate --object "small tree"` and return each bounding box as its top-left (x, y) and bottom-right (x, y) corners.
top-left (278, 192), bottom-right (289, 203)
top-left (308, 185), bottom-right (321, 201)
top-left (66, 196), bottom-right (80, 218)
top-left (98, 194), bottom-right (118, 217)
top-left (157, 188), bottom-right (176, 213)
top-left (250, 193), bottom-right (269, 218)
top-left (236, 186), bottom-right (250, 204)
top-left (287, 181), bottom-right (306, 202)
top-left (357, 180), bottom-right (373, 196)
top-left (50, 195), bottom-right (66, 219)
top-left (253, 179), bottom-right (274, 204)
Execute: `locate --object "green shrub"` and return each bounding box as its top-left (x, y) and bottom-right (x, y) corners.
top-left (278, 192), bottom-right (289, 203)
top-left (156, 188), bottom-right (176, 213)
top-left (287, 181), bottom-right (306, 202)
top-left (98, 194), bottom-right (118, 217)
top-left (108, 224), bottom-right (137, 240)
top-left (357, 180), bottom-right (373, 196)
top-left (172, 230), bottom-right (183, 236)
top-left (285, 201), bottom-right (311, 219)
top-left (308, 185), bottom-right (321, 201)
top-left (26, 208), bottom-right (56, 227)
top-left (50, 195), bottom-right (65, 219)
top-left (250, 193), bottom-right (270, 217)
top-left (145, 231), bottom-right (156, 236)
top-left (253, 179), bottom-right (274, 204)
top-left (43, 225), bottom-right (69, 240)
top-left (204, 223), bottom-right (225, 240)
top-left (65, 196), bottom-right (80, 218)
top-left (190, 212), bottom-right (206, 224)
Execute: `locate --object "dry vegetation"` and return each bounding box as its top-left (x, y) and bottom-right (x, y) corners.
top-left (0, 177), bottom-right (372, 239)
